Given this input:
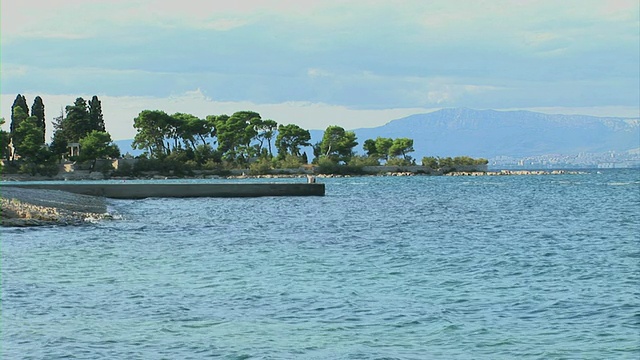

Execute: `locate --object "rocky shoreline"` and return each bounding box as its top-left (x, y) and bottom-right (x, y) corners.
top-left (1, 187), bottom-right (110, 227)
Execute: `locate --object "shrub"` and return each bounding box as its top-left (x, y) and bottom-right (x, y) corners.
top-left (249, 157), bottom-right (273, 175)
top-left (96, 161), bottom-right (115, 175)
top-left (348, 155), bottom-right (379, 167)
top-left (1, 162), bottom-right (19, 174)
top-left (276, 154), bottom-right (303, 169)
top-left (386, 157), bottom-right (413, 166)
top-left (201, 159), bottom-right (223, 171)
top-left (38, 160), bottom-right (60, 176)
top-left (316, 157), bottom-right (339, 174)
top-left (18, 162), bottom-right (38, 176)
top-left (316, 156), bottom-right (365, 175)
top-left (421, 156), bottom-right (439, 169)
top-left (113, 161), bottom-right (134, 177)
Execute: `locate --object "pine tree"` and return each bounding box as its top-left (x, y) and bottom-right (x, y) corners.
top-left (10, 94), bottom-right (29, 135)
top-left (63, 97), bottom-right (91, 142)
top-left (88, 95), bottom-right (106, 132)
top-left (31, 96), bottom-right (46, 144)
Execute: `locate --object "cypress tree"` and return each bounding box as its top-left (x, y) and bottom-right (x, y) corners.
top-left (10, 94), bottom-right (29, 135)
top-left (88, 95), bottom-right (106, 132)
top-left (31, 96), bottom-right (46, 144)
top-left (10, 106), bottom-right (29, 161)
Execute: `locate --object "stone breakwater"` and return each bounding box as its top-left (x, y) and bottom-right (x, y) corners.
top-left (1, 187), bottom-right (109, 227)
top-left (445, 170), bottom-right (585, 176)
top-left (8, 183), bottom-right (325, 199)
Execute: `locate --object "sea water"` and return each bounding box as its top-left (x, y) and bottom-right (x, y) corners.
top-left (2, 170), bottom-right (639, 359)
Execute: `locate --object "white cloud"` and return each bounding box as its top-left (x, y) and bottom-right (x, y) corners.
top-left (426, 80), bottom-right (502, 105)
top-left (200, 18), bottom-right (250, 31)
top-left (3, 91), bottom-right (637, 144)
top-left (1, 0), bottom-right (637, 113)
top-left (1, 90), bottom-right (432, 141)
top-left (307, 68), bottom-right (333, 78)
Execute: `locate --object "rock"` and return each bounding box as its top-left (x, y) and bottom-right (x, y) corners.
top-left (1, 187), bottom-right (109, 227)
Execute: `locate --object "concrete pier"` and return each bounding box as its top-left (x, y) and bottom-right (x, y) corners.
top-left (5, 182), bottom-right (325, 199)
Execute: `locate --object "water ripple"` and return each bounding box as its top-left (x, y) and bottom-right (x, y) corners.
top-left (2, 170), bottom-right (639, 359)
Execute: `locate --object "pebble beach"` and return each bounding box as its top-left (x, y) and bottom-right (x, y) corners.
top-left (0, 187), bottom-right (109, 227)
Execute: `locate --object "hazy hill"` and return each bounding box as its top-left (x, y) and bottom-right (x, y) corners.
top-left (348, 108), bottom-right (640, 159)
top-left (116, 108), bottom-right (640, 160)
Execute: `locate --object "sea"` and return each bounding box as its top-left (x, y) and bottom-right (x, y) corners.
top-left (1, 169), bottom-right (639, 359)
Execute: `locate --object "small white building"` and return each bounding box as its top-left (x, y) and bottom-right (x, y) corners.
top-left (68, 143), bottom-right (80, 157)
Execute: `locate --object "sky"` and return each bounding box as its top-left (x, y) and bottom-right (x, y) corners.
top-left (1, 0), bottom-right (639, 140)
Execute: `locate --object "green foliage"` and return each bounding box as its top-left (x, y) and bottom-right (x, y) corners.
top-left (249, 157), bottom-right (273, 175)
top-left (420, 156), bottom-right (488, 169)
top-left (276, 154), bottom-right (303, 169)
top-left (192, 144), bottom-right (217, 165)
top-left (422, 156), bottom-right (439, 169)
top-left (132, 110), bottom-right (174, 158)
top-left (10, 106), bottom-right (29, 160)
top-left (214, 111), bottom-right (260, 161)
top-left (173, 113), bottom-right (214, 149)
top-left (112, 161), bottom-right (134, 177)
top-left (31, 96), bottom-right (46, 144)
top-left (438, 157), bottom-right (454, 168)
top-left (11, 94), bottom-right (29, 135)
top-left (452, 156), bottom-right (488, 166)
top-left (388, 138), bottom-right (414, 161)
top-left (88, 96), bottom-right (106, 132)
top-left (49, 131), bottom-right (69, 159)
top-left (14, 116), bottom-right (45, 161)
top-left (316, 156), bottom-right (365, 175)
top-left (347, 155), bottom-right (380, 167)
top-left (0, 117), bottom-right (12, 160)
top-left (95, 161), bottom-right (115, 175)
top-left (1, 161), bottom-right (19, 174)
top-left (275, 124), bottom-right (311, 159)
top-left (311, 142), bottom-right (322, 163)
top-left (77, 131), bottom-right (120, 167)
top-left (363, 139), bottom-right (377, 157)
top-left (51, 96), bottom-right (112, 151)
top-left (256, 119), bottom-right (278, 156)
top-left (374, 137), bottom-right (393, 160)
top-left (363, 136), bottom-right (412, 163)
top-left (200, 159), bottom-right (226, 172)
top-left (319, 125), bottom-right (358, 163)
top-left (316, 156), bottom-right (339, 174)
top-left (15, 148), bottom-right (58, 176)
top-left (61, 97), bottom-right (91, 142)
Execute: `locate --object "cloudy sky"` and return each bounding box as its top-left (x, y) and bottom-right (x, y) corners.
top-left (2, 0), bottom-right (639, 140)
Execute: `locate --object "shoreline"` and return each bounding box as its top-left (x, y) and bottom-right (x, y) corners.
top-left (0, 169), bottom-right (587, 182)
top-left (0, 169), bottom-right (585, 227)
top-left (1, 187), bottom-right (110, 227)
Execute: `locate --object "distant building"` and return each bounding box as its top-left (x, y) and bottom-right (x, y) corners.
top-left (68, 143), bottom-right (80, 158)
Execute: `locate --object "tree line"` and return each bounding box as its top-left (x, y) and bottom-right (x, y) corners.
top-left (130, 109), bottom-right (486, 174)
top-left (130, 109), bottom-right (420, 169)
top-left (1, 94), bottom-right (120, 175)
top-left (2, 95), bottom-right (487, 176)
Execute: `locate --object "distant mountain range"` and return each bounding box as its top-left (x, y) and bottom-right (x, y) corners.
top-left (348, 108), bottom-right (639, 159)
top-left (117, 108), bottom-right (640, 161)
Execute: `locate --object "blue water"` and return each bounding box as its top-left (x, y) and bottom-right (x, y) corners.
top-left (2, 170), bottom-right (639, 359)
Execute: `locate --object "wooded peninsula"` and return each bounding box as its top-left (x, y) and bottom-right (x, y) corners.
top-left (1, 94), bottom-right (488, 178)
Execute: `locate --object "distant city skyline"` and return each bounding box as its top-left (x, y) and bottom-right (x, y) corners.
top-left (2, 0), bottom-right (639, 140)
